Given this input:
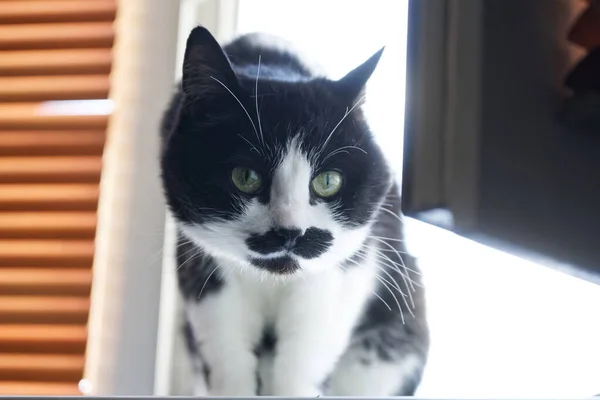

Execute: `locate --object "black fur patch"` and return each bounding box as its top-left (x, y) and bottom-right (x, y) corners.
top-left (183, 319), bottom-right (199, 355)
top-left (348, 187), bottom-right (429, 392)
top-left (254, 326), bottom-right (277, 356)
top-left (202, 362), bottom-right (211, 386)
top-left (293, 227), bottom-right (334, 259)
top-left (255, 370), bottom-right (262, 396)
top-left (245, 227), bottom-right (333, 259)
top-left (176, 234), bottom-right (224, 301)
top-left (394, 366), bottom-right (423, 396)
top-left (249, 256), bottom-right (300, 274)
top-left (246, 228), bottom-right (303, 254)
top-left (254, 325), bottom-right (278, 396)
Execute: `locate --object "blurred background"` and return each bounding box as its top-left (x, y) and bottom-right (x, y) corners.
top-left (0, 0), bottom-right (598, 397)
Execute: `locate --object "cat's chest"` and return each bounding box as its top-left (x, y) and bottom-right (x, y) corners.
top-left (236, 276), bottom-right (286, 323)
top-left (230, 258), bottom-right (377, 325)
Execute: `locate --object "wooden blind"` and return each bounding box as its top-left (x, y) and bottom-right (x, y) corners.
top-left (0, 0), bottom-right (116, 395)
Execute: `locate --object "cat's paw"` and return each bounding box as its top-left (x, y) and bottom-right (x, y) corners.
top-left (207, 376), bottom-right (257, 397)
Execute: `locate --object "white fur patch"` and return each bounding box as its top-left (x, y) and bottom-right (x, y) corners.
top-left (329, 353), bottom-right (423, 396)
top-left (185, 244), bottom-right (380, 396)
top-left (269, 140), bottom-right (312, 230)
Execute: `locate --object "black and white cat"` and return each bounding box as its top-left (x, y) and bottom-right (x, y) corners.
top-left (160, 26), bottom-right (429, 397)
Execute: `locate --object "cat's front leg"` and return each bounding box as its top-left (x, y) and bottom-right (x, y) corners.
top-left (271, 335), bottom-right (338, 397)
top-left (186, 281), bottom-right (263, 396)
top-left (270, 271), bottom-right (367, 397)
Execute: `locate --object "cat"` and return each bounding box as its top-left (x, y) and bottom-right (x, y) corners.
top-left (160, 26), bottom-right (429, 397)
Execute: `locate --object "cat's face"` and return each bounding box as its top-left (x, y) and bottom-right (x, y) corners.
top-left (161, 27), bottom-right (391, 277)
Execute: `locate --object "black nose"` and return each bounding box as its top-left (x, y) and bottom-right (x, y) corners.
top-left (274, 228), bottom-right (302, 249)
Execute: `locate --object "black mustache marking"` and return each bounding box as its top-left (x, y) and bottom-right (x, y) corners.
top-left (245, 227), bottom-right (333, 260)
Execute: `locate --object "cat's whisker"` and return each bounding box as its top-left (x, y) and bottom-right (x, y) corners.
top-left (375, 272), bottom-right (405, 324)
top-left (321, 145), bottom-right (368, 164)
top-left (358, 245), bottom-right (421, 306)
top-left (370, 290), bottom-right (392, 311)
top-left (149, 245), bottom-right (166, 263)
top-left (237, 133), bottom-right (261, 155)
top-left (368, 234), bottom-right (405, 243)
top-left (344, 255), bottom-right (410, 319)
top-left (367, 237), bottom-right (414, 277)
top-left (209, 75), bottom-right (262, 154)
top-left (363, 244), bottom-right (416, 276)
top-left (367, 247), bottom-right (421, 301)
top-left (198, 265), bottom-right (220, 299)
top-left (255, 55), bottom-right (266, 150)
top-left (339, 262), bottom-right (392, 311)
top-left (376, 265), bottom-right (415, 317)
top-left (361, 243), bottom-right (421, 277)
top-left (177, 244), bottom-right (201, 261)
top-left (354, 247), bottom-right (403, 276)
top-left (319, 94), bottom-right (367, 157)
top-left (177, 248), bottom-right (203, 272)
top-left (375, 264), bottom-right (409, 299)
top-left (377, 205), bottom-right (405, 223)
top-left (355, 247), bottom-right (419, 308)
top-left (360, 245), bottom-right (422, 278)
top-left (344, 257), bottom-right (404, 313)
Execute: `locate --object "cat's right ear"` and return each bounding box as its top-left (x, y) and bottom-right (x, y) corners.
top-left (182, 26), bottom-right (239, 97)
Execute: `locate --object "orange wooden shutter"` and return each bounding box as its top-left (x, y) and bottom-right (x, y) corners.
top-left (0, 0), bottom-right (116, 395)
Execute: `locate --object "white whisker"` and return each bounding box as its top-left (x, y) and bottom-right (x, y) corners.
top-left (360, 245), bottom-right (420, 308)
top-left (255, 55), bottom-right (266, 149)
top-left (368, 237), bottom-right (417, 300)
top-left (321, 145), bottom-right (368, 163)
top-left (363, 242), bottom-right (421, 276)
top-left (356, 246), bottom-right (419, 309)
top-left (237, 134), bottom-right (260, 154)
top-left (348, 259), bottom-right (414, 325)
top-left (209, 75), bottom-right (262, 153)
top-left (369, 234), bottom-right (405, 243)
top-left (376, 272), bottom-right (405, 324)
top-left (319, 94), bottom-right (367, 156)
top-left (367, 237), bottom-right (416, 274)
top-left (377, 206), bottom-right (405, 223)
top-left (198, 265), bottom-right (220, 299)
top-left (377, 265), bottom-right (415, 317)
top-left (340, 261), bottom-right (392, 311)
top-left (176, 248), bottom-right (202, 272)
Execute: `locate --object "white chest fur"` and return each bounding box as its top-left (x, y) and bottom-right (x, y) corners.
top-left (184, 250), bottom-right (378, 396)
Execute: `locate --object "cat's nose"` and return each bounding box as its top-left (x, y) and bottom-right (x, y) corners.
top-left (274, 228), bottom-right (302, 250)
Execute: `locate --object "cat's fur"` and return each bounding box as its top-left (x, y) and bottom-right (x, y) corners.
top-left (160, 26), bottom-right (429, 396)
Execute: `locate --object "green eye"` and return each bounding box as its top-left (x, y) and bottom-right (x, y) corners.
top-left (231, 167), bottom-right (262, 194)
top-left (311, 170), bottom-right (343, 198)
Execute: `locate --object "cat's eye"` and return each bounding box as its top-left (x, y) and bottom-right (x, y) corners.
top-left (311, 170), bottom-right (343, 198)
top-left (231, 167), bottom-right (262, 194)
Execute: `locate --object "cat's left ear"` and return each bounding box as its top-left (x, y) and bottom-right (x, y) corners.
top-left (182, 26), bottom-right (239, 97)
top-left (336, 47), bottom-right (384, 99)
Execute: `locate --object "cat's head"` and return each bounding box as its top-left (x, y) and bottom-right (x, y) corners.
top-left (161, 26), bottom-right (392, 277)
